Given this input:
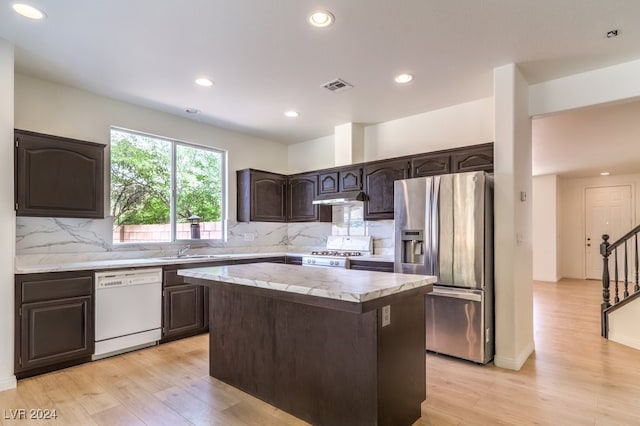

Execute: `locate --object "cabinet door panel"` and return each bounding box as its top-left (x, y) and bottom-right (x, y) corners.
top-left (15, 130), bottom-right (105, 218)
top-left (364, 160), bottom-right (409, 220)
top-left (339, 168), bottom-right (362, 192)
top-left (452, 144), bottom-right (493, 173)
top-left (163, 285), bottom-right (204, 337)
top-left (253, 174), bottom-right (287, 222)
top-left (288, 175), bottom-right (318, 222)
top-left (411, 154), bottom-right (451, 177)
top-left (318, 172), bottom-right (338, 194)
top-left (238, 169), bottom-right (286, 222)
top-left (286, 173), bottom-right (331, 222)
top-left (20, 296), bottom-right (93, 371)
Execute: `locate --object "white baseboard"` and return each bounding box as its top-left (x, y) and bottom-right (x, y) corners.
top-left (494, 340), bottom-right (535, 371)
top-left (608, 332), bottom-right (640, 351)
top-left (0, 375), bottom-right (17, 392)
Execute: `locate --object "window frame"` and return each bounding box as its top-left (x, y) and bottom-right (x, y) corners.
top-left (110, 126), bottom-right (227, 244)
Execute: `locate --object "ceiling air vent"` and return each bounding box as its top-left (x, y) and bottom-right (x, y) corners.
top-left (322, 78), bottom-right (354, 93)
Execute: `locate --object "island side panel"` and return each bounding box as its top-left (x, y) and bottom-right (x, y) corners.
top-left (208, 284), bottom-right (277, 400)
top-left (208, 282), bottom-right (379, 426)
top-left (377, 293), bottom-right (426, 425)
top-left (274, 296), bottom-right (378, 426)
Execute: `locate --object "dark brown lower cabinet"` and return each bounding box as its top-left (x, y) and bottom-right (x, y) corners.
top-left (349, 260), bottom-right (394, 272)
top-left (161, 266), bottom-right (212, 343)
top-left (285, 256), bottom-right (302, 265)
top-left (162, 284), bottom-right (205, 339)
top-left (15, 271), bottom-right (94, 379)
top-left (161, 257), bottom-right (287, 343)
top-left (234, 256), bottom-right (286, 264)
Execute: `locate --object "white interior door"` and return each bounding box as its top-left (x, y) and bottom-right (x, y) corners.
top-left (585, 185), bottom-right (633, 280)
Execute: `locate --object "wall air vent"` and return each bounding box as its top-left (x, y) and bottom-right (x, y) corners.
top-left (321, 78), bottom-right (354, 93)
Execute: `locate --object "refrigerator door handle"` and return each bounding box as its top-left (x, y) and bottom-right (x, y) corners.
top-left (431, 175), bottom-right (440, 277)
top-left (429, 288), bottom-right (482, 302)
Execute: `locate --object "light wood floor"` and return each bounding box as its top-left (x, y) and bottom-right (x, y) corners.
top-left (1, 279), bottom-right (639, 425)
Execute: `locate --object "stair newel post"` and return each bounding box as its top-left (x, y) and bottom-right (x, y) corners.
top-left (614, 249), bottom-right (619, 304)
top-left (635, 234), bottom-right (639, 293)
top-left (624, 240), bottom-right (629, 299)
top-left (601, 234), bottom-right (611, 337)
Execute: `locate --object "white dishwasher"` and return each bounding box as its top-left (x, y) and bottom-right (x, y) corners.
top-left (94, 268), bottom-right (163, 360)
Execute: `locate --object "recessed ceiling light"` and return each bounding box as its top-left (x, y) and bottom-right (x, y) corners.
top-left (284, 111), bottom-right (300, 118)
top-left (12, 3), bottom-right (46, 20)
top-left (600, 172), bottom-right (610, 176)
top-left (395, 73), bottom-right (414, 84)
top-left (308, 10), bottom-right (334, 28)
top-left (195, 78), bottom-right (213, 87)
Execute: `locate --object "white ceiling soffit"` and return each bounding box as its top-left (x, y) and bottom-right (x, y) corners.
top-left (533, 100), bottom-right (640, 178)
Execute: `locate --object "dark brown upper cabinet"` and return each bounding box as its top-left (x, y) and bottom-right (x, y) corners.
top-left (339, 167), bottom-right (362, 192)
top-left (363, 159), bottom-right (410, 220)
top-left (318, 166), bottom-right (362, 195)
top-left (318, 172), bottom-right (339, 195)
top-left (287, 173), bottom-right (331, 222)
top-left (452, 143), bottom-right (494, 173)
top-left (237, 169), bottom-right (287, 222)
top-left (237, 143), bottom-right (492, 222)
top-left (15, 129), bottom-right (105, 218)
top-left (411, 153), bottom-right (451, 177)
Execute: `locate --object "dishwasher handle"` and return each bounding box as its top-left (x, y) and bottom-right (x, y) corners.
top-left (429, 287), bottom-right (482, 302)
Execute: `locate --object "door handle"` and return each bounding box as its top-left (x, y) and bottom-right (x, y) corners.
top-left (429, 288), bottom-right (482, 302)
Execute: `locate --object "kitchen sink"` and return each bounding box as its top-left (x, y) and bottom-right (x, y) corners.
top-left (155, 254), bottom-right (231, 260)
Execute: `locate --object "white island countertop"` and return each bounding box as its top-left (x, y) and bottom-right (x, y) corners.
top-left (178, 262), bottom-right (435, 303)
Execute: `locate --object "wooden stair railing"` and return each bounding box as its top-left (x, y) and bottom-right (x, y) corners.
top-left (601, 225), bottom-right (640, 337)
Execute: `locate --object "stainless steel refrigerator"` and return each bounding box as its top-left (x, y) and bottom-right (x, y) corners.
top-left (394, 171), bottom-right (494, 364)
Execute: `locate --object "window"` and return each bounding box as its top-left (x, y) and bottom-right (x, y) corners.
top-left (110, 128), bottom-right (226, 243)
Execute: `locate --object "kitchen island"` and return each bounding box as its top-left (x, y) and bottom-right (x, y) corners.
top-left (179, 263), bottom-right (435, 426)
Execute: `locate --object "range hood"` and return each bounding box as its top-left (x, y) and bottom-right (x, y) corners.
top-left (312, 191), bottom-right (366, 206)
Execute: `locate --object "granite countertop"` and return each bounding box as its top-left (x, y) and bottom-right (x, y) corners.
top-left (15, 252), bottom-right (394, 274)
top-left (178, 263), bottom-right (435, 303)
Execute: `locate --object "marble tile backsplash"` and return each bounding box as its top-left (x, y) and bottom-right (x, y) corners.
top-left (15, 213), bottom-right (395, 264)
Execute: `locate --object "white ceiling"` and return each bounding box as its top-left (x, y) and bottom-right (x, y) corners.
top-left (2, 1), bottom-right (640, 176)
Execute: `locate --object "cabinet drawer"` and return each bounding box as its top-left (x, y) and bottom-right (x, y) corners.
top-left (349, 260), bottom-right (394, 273)
top-left (163, 269), bottom-right (185, 287)
top-left (18, 274), bottom-right (93, 304)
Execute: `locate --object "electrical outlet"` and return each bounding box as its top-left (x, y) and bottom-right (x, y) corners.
top-left (244, 233), bottom-right (255, 242)
top-left (382, 305), bottom-right (391, 327)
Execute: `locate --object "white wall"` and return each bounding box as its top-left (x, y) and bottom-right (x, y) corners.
top-left (288, 97), bottom-right (495, 172)
top-left (559, 173), bottom-right (640, 279)
top-left (363, 97), bottom-right (494, 161)
top-left (529, 59), bottom-right (640, 117)
top-left (493, 64), bottom-right (534, 370)
top-left (15, 74), bottom-right (289, 221)
top-left (532, 175), bottom-right (560, 282)
top-left (287, 134), bottom-right (334, 174)
top-left (0, 39), bottom-right (16, 391)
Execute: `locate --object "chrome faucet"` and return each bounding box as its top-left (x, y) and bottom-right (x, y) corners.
top-left (177, 245), bottom-right (191, 257)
